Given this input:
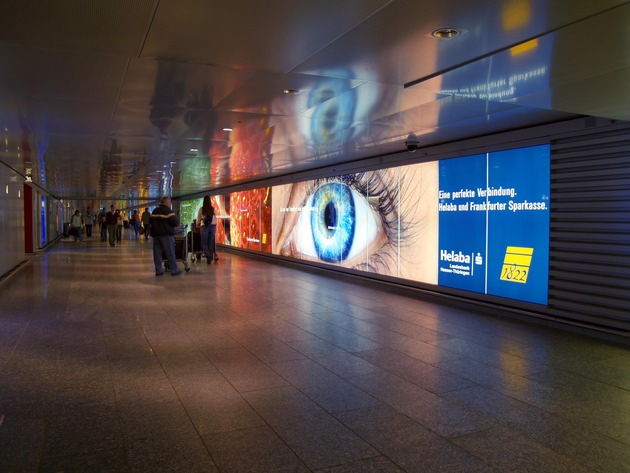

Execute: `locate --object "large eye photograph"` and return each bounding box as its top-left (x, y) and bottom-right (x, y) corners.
top-left (293, 181), bottom-right (380, 263)
top-left (272, 163), bottom-right (438, 282)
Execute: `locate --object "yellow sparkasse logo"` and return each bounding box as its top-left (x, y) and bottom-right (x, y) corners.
top-left (500, 246), bottom-right (533, 284)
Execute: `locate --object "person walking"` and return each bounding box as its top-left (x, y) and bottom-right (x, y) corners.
top-left (84, 206), bottom-right (95, 238)
top-left (99, 207), bottom-right (108, 241)
top-left (105, 205), bottom-right (118, 247)
top-left (196, 196), bottom-right (218, 263)
top-left (115, 209), bottom-right (123, 242)
top-left (141, 207), bottom-right (151, 239)
top-left (131, 210), bottom-right (141, 238)
top-left (69, 210), bottom-right (83, 241)
top-left (151, 196), bottom-right (181, 276)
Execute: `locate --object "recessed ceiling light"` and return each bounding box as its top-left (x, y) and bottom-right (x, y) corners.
top-left (190, 148), bottom-right (198, 152)
top-left (431, 28), bottom-right (461, 39)
top-left (283, 89), bottom-right (300, 95)
top-left (222, 127), bottom-right (233, 132)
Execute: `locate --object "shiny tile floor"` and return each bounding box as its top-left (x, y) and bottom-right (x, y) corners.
top-left (1, 233), bottom-right (630, 472)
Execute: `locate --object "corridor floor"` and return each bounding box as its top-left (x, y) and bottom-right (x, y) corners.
top-left (1, 236), bottom-right (629, 472)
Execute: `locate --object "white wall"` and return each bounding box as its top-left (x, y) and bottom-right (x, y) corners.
top-left (0, 162), bottom-right (25, 277)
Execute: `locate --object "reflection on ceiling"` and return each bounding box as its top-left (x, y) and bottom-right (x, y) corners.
top-left (0, 0), bottom-right (629, 205)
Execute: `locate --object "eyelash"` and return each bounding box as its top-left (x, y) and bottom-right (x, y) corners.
top-left (345, 172), bottom-right (400, 244)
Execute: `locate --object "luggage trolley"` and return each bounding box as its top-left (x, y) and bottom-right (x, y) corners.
top-left (164, 224), bottom-right (191, 272)
top-left (187, 228), bottom-right (204, 262)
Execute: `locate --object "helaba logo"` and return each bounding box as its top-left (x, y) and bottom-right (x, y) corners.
top-left (440, 249), bottom-right (470, 264)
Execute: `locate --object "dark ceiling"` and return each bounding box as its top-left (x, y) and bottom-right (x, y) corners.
top-left (1, 0), bottom-right (629, 203)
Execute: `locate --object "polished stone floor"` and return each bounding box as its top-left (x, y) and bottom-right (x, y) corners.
top-left (1, 233), bottom-right (629, 472)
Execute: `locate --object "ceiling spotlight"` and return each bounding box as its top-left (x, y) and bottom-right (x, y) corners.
top-left (222, 127), bottom-right (233, 132)
top-left (431, 28), bottom-right (461, 39)
top-left (283, 89), bottom-right (300, 95)
top-left (190, 148), bottom-right (198, 152)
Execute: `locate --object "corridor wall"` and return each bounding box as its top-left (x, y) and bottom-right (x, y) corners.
top-left (0, 162), bottom-right (25, 277)
top-left (198, 118), bottom-right (630, 337)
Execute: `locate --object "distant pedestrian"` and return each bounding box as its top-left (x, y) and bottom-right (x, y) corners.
top-left (99, 207), bottom-right (108, 241)
top-left (115, 209), bottom-right (123, 242)
top-left (84, 206), bottom-right (95, 238)
top-left (105, 205), bottom-right (118, 247)
top-left (196, 195), bottom-right (218, 263)
top-left (131, 210), bottom-right (141, 238)
top-left (141, 207), bottom-right (151, 239)
top-left (69, 210), bottom-right (83, 241)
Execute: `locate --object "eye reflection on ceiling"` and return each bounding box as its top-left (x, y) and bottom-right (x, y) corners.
top-left (0, 0), bottom-right (627, 207)
top-left (304, 75), bottom-right (358, 155)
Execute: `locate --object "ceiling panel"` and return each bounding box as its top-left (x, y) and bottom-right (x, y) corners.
top-left (141, 0), bottom-right (393, 71)
top-left (294, 0), bottom-right (629, 84)
top-left (1, 0), bottom-right (629, 202)
top-left (407, 2), bottom-right (630, 120)
top-left (0, 0), bottom-right (157, 56)
top-left (20, 98), bottom-right (116, 136)
top-left (116, 59), bottom-right (255, 128)
top-left (0, 44), bottom-right (128, 102)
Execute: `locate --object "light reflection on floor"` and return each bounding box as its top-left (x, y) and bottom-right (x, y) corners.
top-left (1, 234), bottom-right (629, 472)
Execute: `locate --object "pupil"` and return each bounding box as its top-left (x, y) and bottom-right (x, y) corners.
top-left (324, 201), bottom-right (337, 231)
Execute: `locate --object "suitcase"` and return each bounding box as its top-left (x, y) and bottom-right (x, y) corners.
top-left (163, 225), bottom-right (191, 272)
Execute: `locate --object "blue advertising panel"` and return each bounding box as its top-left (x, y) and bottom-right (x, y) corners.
top-left (438, 154), bottom-right (487, 294)
top-left (438, 144), bottom-right (550, 304)
top-left (41, 195), bottom-right (47, 246)
top-left (486, 145), bottom-right (549, 303)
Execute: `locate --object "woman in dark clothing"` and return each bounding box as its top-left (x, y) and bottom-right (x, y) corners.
top-left (196, 196), bottom-right (218, 263)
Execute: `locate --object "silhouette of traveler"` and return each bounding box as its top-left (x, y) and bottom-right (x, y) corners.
top-left (151, 196), bottom-right (181, 276)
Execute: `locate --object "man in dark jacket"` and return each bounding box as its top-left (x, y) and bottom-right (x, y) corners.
top-left (105, 205), bottom-right (119, 247)
top-left (140, 207), bottom-right (151, 239)
top-left (151, 196), bottom-right (181, 276)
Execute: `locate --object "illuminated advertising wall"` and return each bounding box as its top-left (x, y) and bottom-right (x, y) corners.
top-left (179, 198), bottom-right (203, 229)
top-left (213, 194), bottom-right (231, 246)
top-left (217, 144), bottom-right (550, 305)
top-left (225, 188), bottom-right (272, 252)
top-left (271, 163), bottom-right (438, 283)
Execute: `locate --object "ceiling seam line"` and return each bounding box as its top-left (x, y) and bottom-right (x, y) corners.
top-left (137, 0), bottom-right (161, 58)
top-left (105, 57), bottom-right (132, 144)
top-left (404, 1), bottom-right (630, 89)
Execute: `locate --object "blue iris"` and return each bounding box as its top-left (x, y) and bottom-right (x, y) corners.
top-left (310, 183), bottom-right (356, 262)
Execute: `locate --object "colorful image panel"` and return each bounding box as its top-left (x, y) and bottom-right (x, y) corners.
top-left (229, 188), bottom-right (271, 252)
